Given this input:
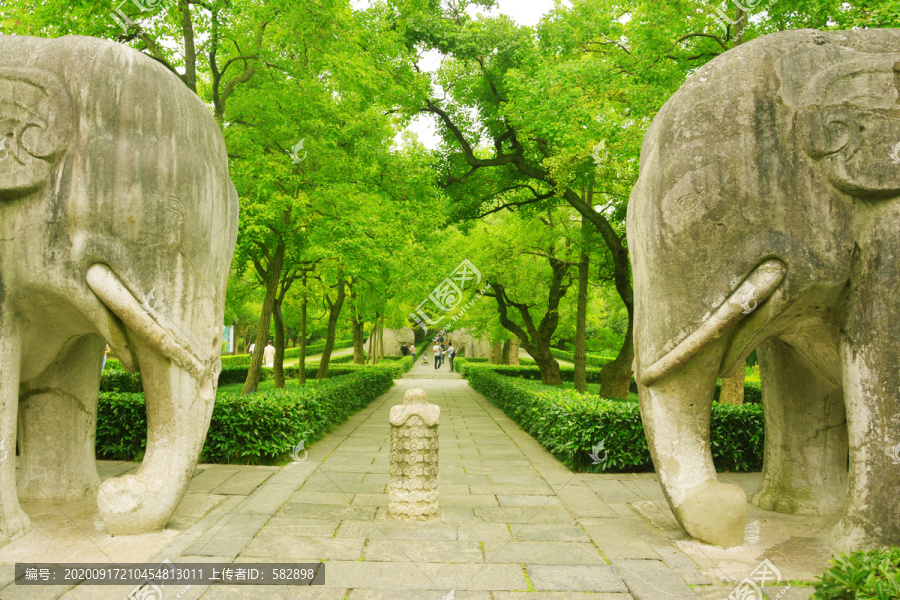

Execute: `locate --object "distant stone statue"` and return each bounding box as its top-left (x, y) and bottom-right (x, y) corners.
top-left (389, 388), bottom-right (440, 518)
top-left (364, 327), bottom-right (415, 356)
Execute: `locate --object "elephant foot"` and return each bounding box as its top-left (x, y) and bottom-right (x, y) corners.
top-left (751, 485), bottom-right (844, 516)
top-left (674, 480), bottom-right (747, 547)
top-left (97, 474), bottom-right (168, 535)
top-left (0, 505), bottom-right (32, 546)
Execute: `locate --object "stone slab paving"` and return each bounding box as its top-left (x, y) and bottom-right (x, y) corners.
top-left (0, 374), bottom-right (826, 599)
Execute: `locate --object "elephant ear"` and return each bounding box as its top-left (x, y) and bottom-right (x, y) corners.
top-left (790, 55), bottom-right (900, 198)
top-left (0, 67), bottom-right (73, 199)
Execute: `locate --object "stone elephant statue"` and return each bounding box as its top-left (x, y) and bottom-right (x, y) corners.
top-left (0, 35), bottom-right (238, 544)
top-left (627, 28), bottom-right (900, 552)
top-left (364, 327), bottom-right (415, 356)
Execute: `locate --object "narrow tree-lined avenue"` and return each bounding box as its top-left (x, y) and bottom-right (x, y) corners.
top-left (1, 2), bottom-right (896, 598)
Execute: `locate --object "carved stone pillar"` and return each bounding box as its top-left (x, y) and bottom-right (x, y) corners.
top-left (389, 388), bottom-right (440, 519)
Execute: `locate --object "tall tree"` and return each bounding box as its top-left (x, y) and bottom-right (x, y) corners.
top-left (317, 273), bottom-right (347, 379)
top-left (464, 208), bottom-right (579, 385)
top-left (574, 215), bottom-right (591, 393)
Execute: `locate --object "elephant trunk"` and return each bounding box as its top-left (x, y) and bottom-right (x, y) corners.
top-left (633, 260), bottom-right (786, 547)
top-left (86, 264), bottom-right (220, 534)
top-left (636, 342), bottom-right (748, 547)
top-left (96, 334), bottom-right (216, 534)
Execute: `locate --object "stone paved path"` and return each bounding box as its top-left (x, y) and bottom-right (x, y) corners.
top-left (0, 373), bottom-right (823, 600)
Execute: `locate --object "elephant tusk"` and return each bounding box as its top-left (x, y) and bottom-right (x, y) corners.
top-left (640, 259), bottom-right (787, 386)
top-left (85, 264), bottom-right (205, 380)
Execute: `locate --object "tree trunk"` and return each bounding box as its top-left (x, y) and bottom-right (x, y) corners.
top-left (317, 276), bottom-right (346, 380)
top-left (242, 243), bottom-right (285, 394)
top-left (352, 317), bottom-right (365, 364)
top-left (178, 0), bottom-right (198, 93)
top-left (376, 320), bottom-right (384, 363)
top-left (500, 340), bottom-right (511, 365)
top-left (574, 230), bottom-right (589, 393)
top-left (273, 297), bottom-right (286, 388)
top-left (720, 371), bottom-right (745, 404)
top-left (598, 253), bottom-right (634, 398)
top-left (298, 288), bottom-right (307, 385)
top-left (599, 323), bottom-right (633, 399)
top-left (366, 317), bottom-right (377, 365)
top-left (235, 324), bottom-right (248, 353)
top-left (508, 338), bottom-right (520, 366)
top-left (530, 345), bottom-right (563, 385)
top-left (489, 342), bottom-right (503, 365)
top-left (350, 286), bottom-right (365, 364)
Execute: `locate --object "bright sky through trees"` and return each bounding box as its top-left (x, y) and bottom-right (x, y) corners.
top-left (374, 0), bottom-right (566, 148)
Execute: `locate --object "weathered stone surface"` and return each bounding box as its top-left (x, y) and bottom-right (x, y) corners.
top-left (611, 559), bottom-right (698, 600)
top-left (364, 327), bottom-right (415, 356)
top-left (389, 388), bottom-right (440, 519)
top-left (527, 564), bottom-right (628, 593)
top-left (0, 34), bottom-right (238, 545)
top-left (452, 328), bottom-right (492, 358)
top-left (626, 28), bottom-right (900, 551)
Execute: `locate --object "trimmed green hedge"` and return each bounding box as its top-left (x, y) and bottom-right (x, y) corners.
top-left (96, 366), bottom-right (399, 464)
top-left (464, 366), bottom-right (764, 473)
top-left (455, 359), bottom-right (607, 383)
top-left (101, 355), bottom-right (412, 392)
top-left (104, 339), bottom-right (357, 372)
top-left (453, 359), bottom-right (762, 404)
top-left (813, 547), bottom-right (900, 600)
top-left (219, 339), bottom-right (356, 368)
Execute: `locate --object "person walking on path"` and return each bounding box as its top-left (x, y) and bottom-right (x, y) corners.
top-left (433, 343), bottom-right (442, 370)
top-left (447, 343), bottom-right (456, 372)
top-left (263, 340), bottom-right (276, 368)
top-left (409, 344), bottom-right (416, 362)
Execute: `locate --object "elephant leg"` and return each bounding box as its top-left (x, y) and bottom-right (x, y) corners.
top-left (832, 229), bottom-right (900, 551)
top-left (751, 338), bottom-right (847, 516)
top-left (0, 314), bottom-right (31, 545)
top-left (17, 335), bottom-right (103, 502)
